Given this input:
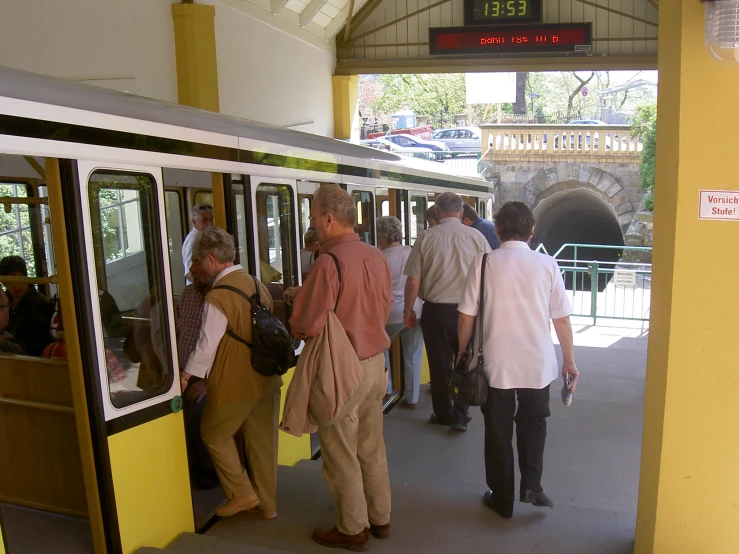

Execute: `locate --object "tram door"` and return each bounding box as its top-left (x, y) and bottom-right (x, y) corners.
top-left (75, 161), bottom-right (193, 553)
top-left (346, 185), bottom-right (376, 246)
top-left (408, 191), bottom-right (428, 246)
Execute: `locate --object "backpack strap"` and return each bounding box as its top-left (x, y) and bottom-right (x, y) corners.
top-left (212, 282), bottom-right (258, 349)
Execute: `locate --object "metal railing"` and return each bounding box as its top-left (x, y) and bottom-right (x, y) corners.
top-left (397, 151), bottom-right (484, 174)
top-left (536, 243), bottom-right (652, 322)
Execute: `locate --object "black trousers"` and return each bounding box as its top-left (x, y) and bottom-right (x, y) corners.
top-left (481, 385), bottom-right (551, 511)
top-left (420, 302), bottom-right (470, 425)
top-left (183, 379), bottom-right (215, 477)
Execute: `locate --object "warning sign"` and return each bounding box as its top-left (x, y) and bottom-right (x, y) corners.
top-left (613, 271), bottom-right (637, 287)
top-left (699, 190), bottom-right (739, 220)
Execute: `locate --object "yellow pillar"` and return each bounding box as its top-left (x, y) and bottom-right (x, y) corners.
top-left (332, 75), bottom-right (359, 140)
top-left (635, 2), bottom-right (739, 553)
top-left (171, 3), bottom-right (220, 112)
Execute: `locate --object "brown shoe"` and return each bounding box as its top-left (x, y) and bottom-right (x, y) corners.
top-left (247, 506), bottom-right (277, 520)
top-left (369, 522), bottom-right (390, 539)
top-left (312, 526), bottom-right (369, 551)
top-left (215, 495), bottom-right (260, 517)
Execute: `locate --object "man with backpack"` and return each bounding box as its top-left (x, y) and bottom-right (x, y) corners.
top-left (180, 226), bottom-right (282, 520)
top-left (289, 185), bottom-right (394, 551)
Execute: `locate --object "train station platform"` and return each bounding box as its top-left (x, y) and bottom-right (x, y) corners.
top-left (158, 321), bottom-right (648, 554)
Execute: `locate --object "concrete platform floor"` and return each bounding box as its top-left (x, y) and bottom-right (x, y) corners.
top-left (207, 321), bottom-right (648, 554)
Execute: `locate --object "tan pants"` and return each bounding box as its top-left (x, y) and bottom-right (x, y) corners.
top-left (317, 353), bottom-right (391, 535)
top-left (201, 390), bottom-right (280, 514)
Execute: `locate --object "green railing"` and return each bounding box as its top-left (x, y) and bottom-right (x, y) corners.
top-left (535, 243), bottom-right (652, 322)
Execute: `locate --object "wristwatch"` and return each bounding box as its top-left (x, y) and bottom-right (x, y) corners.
top-left (403, 310), bottom-right (414, 316)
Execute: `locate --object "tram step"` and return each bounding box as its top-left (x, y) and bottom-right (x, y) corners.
top-left (168, 531), bottom-right (295, 554)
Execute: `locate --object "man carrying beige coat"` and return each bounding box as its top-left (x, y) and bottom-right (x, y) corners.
top-left (289, 185), bottom-right (393, 551)
top-left (181, 227), bottom-right (282, 520)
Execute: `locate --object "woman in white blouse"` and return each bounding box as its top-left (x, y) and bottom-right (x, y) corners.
top-left (377, 216), bottom-right (424, 409)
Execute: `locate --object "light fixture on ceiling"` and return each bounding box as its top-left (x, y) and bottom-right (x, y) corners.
top-left (704, 0), bottom-right (739, 63)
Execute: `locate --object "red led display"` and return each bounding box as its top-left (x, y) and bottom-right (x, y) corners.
top-left (429, 23), bottom-right (592, 56)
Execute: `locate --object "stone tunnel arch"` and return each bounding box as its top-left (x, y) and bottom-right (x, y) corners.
top-left (532, 183), bottom-right (625, 256)
top-left (518, 164), bottom-right (637, 258)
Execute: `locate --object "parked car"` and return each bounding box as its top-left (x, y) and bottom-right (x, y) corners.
top-left (430, 127), bottom-right (482, 155)
top-left (359, 137), bottom-right (441, 160)
top-left (382, 133), bottom-right (451, 156)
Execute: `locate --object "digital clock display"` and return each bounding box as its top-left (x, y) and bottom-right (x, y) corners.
top-left (464, 0), bottom-right (542, 26)
top-left (429, 24), bottom-right (592, 56)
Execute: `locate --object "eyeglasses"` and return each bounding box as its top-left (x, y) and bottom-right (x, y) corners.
top-left (308, 212), bottom-right (327, 223)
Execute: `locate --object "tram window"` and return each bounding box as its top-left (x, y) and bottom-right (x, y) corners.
top-left (164, 190), bottom-right (185, 296)
top-left (352, 190), bottom-right (375, 245)
top-left (255, 184), bottom-right (297, 288)
top-left (410, 195), bottom-right (427, 245)
top-left (235, 191), bottom-right (248, 266)
top-left (487, 198), bottom-right (494, 221)
top-left (299, 196), bottom-right (311, 245)
top-left (89, 171), bottom-right (173, 409)
top-left (193, 190), bottom-right (213, 208)
top-left (380, 200), bottom-right (389, 216)
top-left (0, 183), bottom-right (35, 275)
top-left (37, 186), bottom-right (57, 281)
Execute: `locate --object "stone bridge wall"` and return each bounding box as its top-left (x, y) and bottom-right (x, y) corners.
top-left (483, 160), bottom-right (645, 232)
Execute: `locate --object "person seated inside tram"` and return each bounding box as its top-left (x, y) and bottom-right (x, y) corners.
top-left (300, 227), bottom-right (320, 279)
top-left (0, 255), bottom-right (53, 356)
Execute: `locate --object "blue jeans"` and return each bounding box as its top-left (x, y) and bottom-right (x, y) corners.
top-left (383, 321), bottom-right (424, 404)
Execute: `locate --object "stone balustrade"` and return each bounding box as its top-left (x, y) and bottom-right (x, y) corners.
top-left (479, 124), bottom-right (642, 160)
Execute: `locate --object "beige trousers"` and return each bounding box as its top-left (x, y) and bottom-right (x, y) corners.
top-left (317, 353), bottom-right (391, 535)
top-left (201, 390), bottom-right (280, 514)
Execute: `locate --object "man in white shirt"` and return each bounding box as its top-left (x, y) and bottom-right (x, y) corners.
top-left (403, 192), bottom-right (491, 431)
top-left (182, 203), bottom-right (215, 285)
top-left (457, 201), bottom-right (580, 519)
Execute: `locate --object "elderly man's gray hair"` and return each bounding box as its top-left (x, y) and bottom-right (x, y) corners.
top-left (191, 203), bottom-right (214, 222)
top-left (435, 192), bottom-right (463, 216)
top-left (193, 226), bottom-right (235, 263)
top-left (313, 185), bottom-right (356, 228)
top-left (376, 216), bottom-right (403, 244)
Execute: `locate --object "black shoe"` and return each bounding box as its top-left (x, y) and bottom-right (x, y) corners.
top-left (483, 490), bottom-right (512, 519)
top-left (520, 489), bottom-right (554, 508)
top-left (194, 471), bottom-right (220, 490)
top-left (429, 413), bottom-right (452, 426)
top-left (450, 422), bottom-right (467, 432)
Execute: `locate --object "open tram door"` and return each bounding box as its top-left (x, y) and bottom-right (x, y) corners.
top-left (69, 160), bottom-right (194, 553)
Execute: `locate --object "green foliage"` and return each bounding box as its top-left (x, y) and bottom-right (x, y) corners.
top-left (631, 104), bottom-right (657, 211)
top-left (371, 74), bottom-right (467, 128)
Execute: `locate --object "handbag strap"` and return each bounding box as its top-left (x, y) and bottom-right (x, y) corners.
top-left (326, 252), bottom-right (342, 310)
top-left (477, 253), bottom-right (488, 355)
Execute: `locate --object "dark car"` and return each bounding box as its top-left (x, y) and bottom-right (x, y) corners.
top-left (430, 127), bottom-right (481, 154)
top-left (384, 134), bottom-right (451, 155)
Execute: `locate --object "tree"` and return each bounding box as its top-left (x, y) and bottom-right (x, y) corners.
top-left (512, 72), bottom-right (528, 115)
top-left (369, 74), bottom-right (467, 129)
top-left (631, 104), bottom-right (657, 211)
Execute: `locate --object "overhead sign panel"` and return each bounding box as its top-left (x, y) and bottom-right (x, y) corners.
top-left (466, 73), bottom-right (516, 104)
top-left (429, 23), bottom-right (593, 56)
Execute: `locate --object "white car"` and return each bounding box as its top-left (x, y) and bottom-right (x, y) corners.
top-left (431, 127), bottom-right (482, 154)
top-left (359, 138), bottom-right (441, 160)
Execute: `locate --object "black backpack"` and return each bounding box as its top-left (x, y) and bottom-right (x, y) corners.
top-left (213, 275), bottom-right (299, 377)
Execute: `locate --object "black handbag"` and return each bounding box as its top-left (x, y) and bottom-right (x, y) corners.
top-left (450, 253), bottom-right (489, 406)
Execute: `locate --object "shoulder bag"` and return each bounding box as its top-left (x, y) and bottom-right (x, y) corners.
top-left (449, 253), bottom-right (489, 406)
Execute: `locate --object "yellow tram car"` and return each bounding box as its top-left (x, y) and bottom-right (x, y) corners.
top-left (0, 66), bottom-right (495, 554)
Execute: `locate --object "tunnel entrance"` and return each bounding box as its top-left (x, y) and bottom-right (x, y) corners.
top-left (532, 184), bottom-right (625, 291)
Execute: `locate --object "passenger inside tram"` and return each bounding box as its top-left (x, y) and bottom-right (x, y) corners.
top-left (0, 255), bottom-right (54, 356)
top-left (300, 227), bottom-right (320, 279)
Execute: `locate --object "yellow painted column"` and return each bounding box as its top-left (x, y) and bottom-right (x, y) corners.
top-left (635, 2), bottom-right (739, 553)
top-left (332, 75), bottom-right (359, 140)
top-left (171, 3), bottom-right (220, 112)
